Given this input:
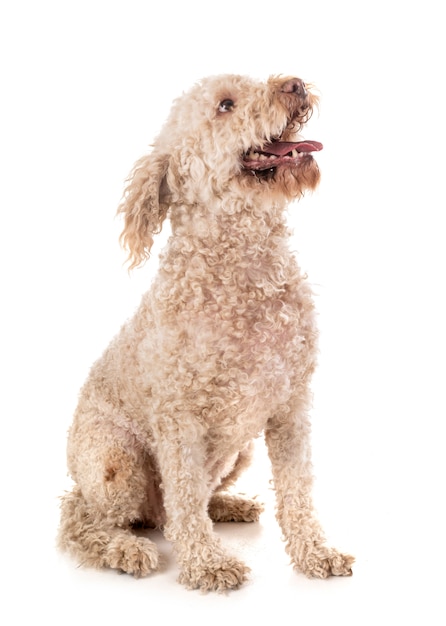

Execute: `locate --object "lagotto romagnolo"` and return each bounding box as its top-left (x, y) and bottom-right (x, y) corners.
top-left (58, 74), bottom-right (354, 591)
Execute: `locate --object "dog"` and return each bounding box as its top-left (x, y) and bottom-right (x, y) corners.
top-left (58, 74), bottom-right (354, 591)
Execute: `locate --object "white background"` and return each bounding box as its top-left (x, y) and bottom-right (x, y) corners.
top-left (1, 1), bottom-right (445, 623)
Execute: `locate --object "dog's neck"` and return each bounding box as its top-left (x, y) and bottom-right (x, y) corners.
top-left (161, 199), bottom-right (297, 298)
top-left (169, 197), bottom-right (290, 246)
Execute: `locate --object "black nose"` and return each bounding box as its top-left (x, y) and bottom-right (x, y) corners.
top-left (280, 78), bottom-right (307, 97)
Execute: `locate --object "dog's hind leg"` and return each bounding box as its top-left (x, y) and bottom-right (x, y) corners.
top-left (58, 486), bottom-right (159, 576)
top-left (58, 421), bottom-right (162, 577)
top-left (208, 492), bottom-right (264, 523)
top-left (208, 443), bottom-right (264, 523)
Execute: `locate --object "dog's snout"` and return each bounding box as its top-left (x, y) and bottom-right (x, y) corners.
top-left (280, 78), bottom-right (307, 97)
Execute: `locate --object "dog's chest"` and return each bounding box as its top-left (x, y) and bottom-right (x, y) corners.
top-left (142, 247), bottom-right (317, 418)
top-left (183, 278), bottom-right (315, 399)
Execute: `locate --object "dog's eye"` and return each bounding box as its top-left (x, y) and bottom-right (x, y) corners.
top-left (218, 99), bottom-right (235, 113)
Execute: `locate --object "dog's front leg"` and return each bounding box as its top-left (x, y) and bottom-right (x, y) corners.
top-left (265, 410), bottom-right (354, 578)
top-left (155, 427), bottom-right (250, 591)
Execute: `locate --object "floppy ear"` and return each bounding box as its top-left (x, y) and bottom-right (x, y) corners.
top-left (117, 151), bottom-right (170, 269)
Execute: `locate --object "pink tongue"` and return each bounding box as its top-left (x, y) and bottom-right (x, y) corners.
top-left (263, 140), bottom-right (323, 156)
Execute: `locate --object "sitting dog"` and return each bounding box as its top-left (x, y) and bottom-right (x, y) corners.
top-left (58, 74), bottom-right (354, 591)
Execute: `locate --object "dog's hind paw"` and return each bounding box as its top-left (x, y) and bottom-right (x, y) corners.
top-left (106, 535), bottom-right (160, 577)
top-left (208, 493), bottom-right (264, 523)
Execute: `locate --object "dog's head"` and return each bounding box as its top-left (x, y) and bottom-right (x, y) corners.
top-left (118, 74), bottom-right (321, 268)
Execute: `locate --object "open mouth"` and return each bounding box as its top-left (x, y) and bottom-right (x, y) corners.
top-left (242, 138), bottom-right (323, 175)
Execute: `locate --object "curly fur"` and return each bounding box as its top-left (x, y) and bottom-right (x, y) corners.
top-left (58, 74), bottom-right (354, 591)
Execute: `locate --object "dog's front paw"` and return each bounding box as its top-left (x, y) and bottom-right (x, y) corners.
top-left (179, 556), bottom-right (250, 591)
top-left (296, 546), bottom-right (354, 579)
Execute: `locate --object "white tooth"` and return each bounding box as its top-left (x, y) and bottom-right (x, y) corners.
top-left (259, 154), bottom-right (267, 161)
top-left (269, 154), bottom-right (277, 159)
top-left (251, 151), bottom-right (259, 159)
top-left (291, 149), bottom-right (298, 158)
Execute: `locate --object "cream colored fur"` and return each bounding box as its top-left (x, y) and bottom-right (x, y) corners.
top-left (58, 74), bottom-right (354, 591)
